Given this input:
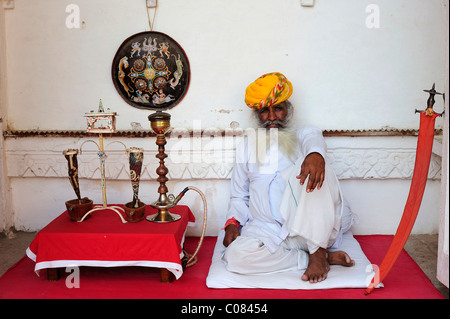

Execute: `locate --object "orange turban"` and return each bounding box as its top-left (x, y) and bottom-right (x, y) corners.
top-left (244, 72), bottom-right (293, 109)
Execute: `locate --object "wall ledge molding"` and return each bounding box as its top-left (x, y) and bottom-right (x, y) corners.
top-left (4, 134), bottom-right (442, 181)
top-left (3, 128), bottom-right (444, 138)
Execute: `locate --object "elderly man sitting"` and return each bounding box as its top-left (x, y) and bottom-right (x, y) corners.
top-left (222, 72), bottom-right (354, 283)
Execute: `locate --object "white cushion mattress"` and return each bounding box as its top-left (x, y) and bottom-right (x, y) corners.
top-left (206, 230), bottom-right (381, 290)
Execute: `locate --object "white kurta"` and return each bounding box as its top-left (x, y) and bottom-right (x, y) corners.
top-left (223, 126), bottom-right (344, 274)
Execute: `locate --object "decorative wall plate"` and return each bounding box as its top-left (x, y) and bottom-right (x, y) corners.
top-left (111, 31), bottom-right (190, 111)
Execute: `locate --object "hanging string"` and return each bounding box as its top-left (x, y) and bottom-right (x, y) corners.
top-left (146, 0), bottom-right (158, 31)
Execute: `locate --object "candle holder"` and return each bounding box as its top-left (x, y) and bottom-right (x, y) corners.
top-left (146, 111), bottom-right (181, 223)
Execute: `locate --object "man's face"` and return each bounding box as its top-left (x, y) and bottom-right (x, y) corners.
top-left (257, 102), bottom-right (289, 129)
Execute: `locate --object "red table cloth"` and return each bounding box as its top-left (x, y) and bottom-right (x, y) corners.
top-left (26, 205), bottom-right (195, 280)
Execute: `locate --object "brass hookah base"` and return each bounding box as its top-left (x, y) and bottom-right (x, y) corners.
top-left (146, 193), bottom-right (181, 223)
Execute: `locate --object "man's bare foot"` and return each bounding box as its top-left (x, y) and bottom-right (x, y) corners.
top-left (327, 250), bottom-right (355, 267)
top-left (301, 248), bottom-right (355, 283)
top-left (301, 248), bottom-right (329, 283)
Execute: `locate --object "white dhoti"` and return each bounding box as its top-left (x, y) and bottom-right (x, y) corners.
top-left (223, 157), bottom-right (344, 274)
top-left (223, 235), bottom-right (310, 274)
top-left (279, 157), bottom-right (343, 251)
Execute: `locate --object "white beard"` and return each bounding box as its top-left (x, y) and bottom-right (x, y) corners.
top-left (256, 128), bottom-right (299, 165)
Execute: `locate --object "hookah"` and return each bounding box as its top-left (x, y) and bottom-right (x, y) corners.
top-left (147, 110), bottom-right (208, 267)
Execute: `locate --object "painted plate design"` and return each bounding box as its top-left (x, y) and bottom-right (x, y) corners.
top-left (112, 31), bottom-right (190, 110)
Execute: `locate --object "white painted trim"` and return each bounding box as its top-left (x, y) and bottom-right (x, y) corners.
top-left (4, 136), bottom-right (442, 181)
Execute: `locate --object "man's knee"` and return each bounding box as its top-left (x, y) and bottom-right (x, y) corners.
top-left (223, 237), bottom-right (263, 274)
top-left (223, 240), bottom-right (240, 272)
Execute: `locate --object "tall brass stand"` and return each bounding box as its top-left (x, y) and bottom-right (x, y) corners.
top-left (146, 111), bottom-right (181, 223)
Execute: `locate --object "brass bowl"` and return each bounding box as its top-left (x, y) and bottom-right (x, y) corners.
top-left (148, 111), bottom-right (171, 134)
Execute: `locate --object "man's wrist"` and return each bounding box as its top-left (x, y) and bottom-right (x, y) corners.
top-left (223, 217), bottom-right (240, 230)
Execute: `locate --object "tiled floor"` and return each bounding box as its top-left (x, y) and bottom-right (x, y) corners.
top-left (0, 231), bottom-right (448, 299)
top-left (404, 234), bottom-right (448, 298)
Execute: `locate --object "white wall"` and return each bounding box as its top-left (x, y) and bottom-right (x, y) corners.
top-left (1, 0), bottom-right (448, 235)
top-left (3, 0), bottom-right (447, 131)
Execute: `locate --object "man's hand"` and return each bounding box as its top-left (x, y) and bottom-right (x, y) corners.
top-left (223, 224), bottom-right (240, 247)
top-left (296, 152), bottom-right (325, 193)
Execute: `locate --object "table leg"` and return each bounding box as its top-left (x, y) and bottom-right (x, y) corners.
top-left (160, 268), bottom-right (174, 283)
top-left (47, 268), bottom-right (61, 281)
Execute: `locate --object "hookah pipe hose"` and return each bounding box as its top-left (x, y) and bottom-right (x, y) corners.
top-left (175, 186), bottom-right (208, 268)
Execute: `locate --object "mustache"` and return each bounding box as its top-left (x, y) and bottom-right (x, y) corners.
top-left (260, 119), bottom-right (288, 129)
